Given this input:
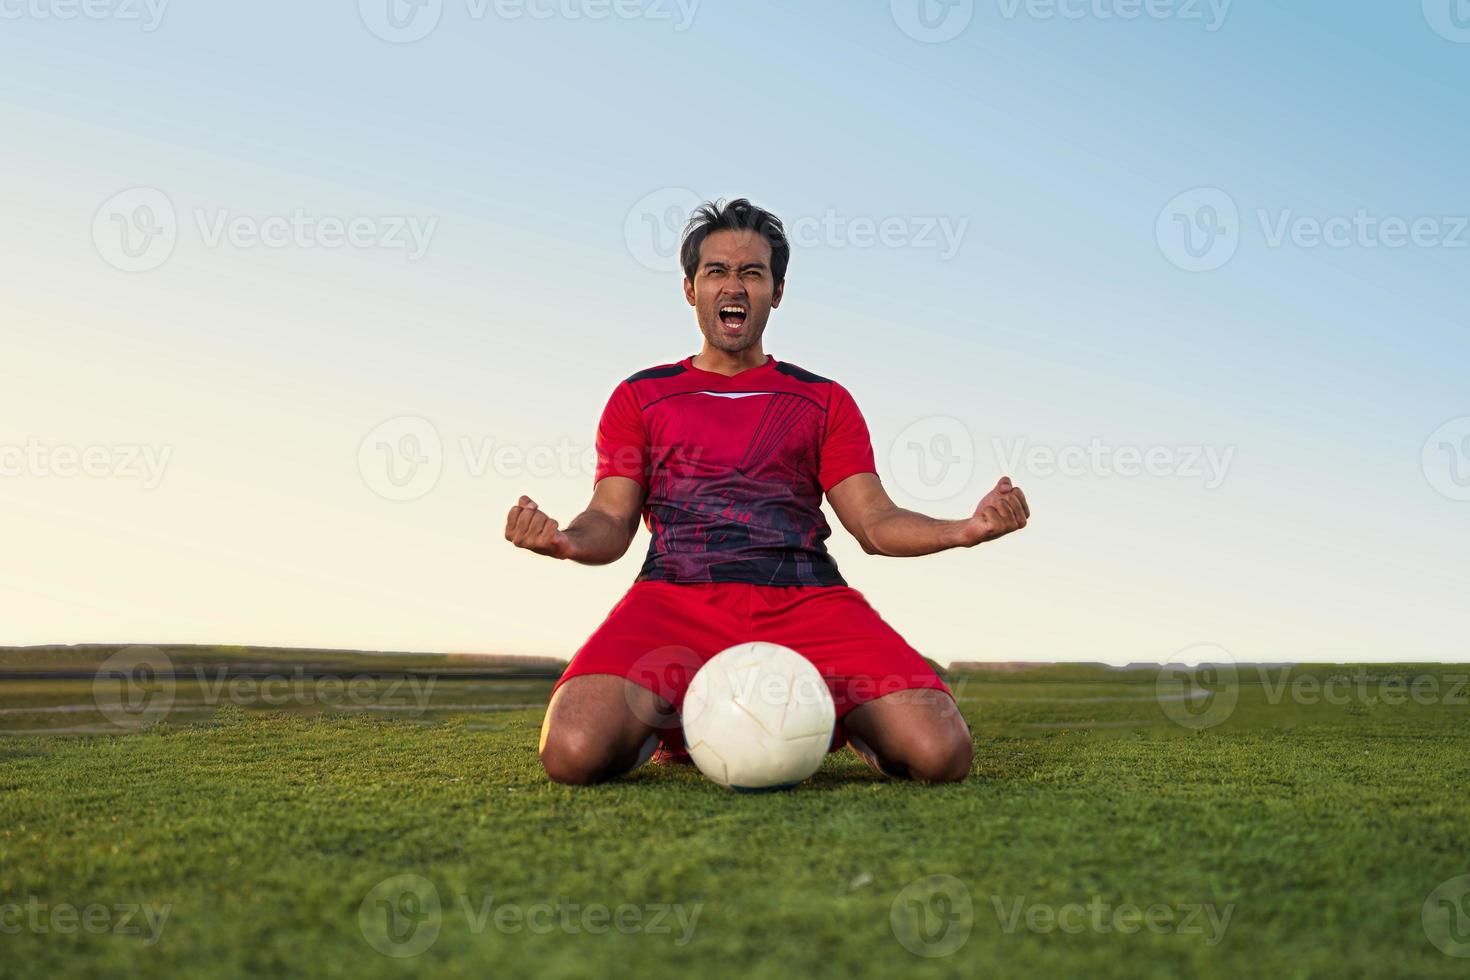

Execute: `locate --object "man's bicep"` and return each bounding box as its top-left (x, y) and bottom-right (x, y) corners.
top-left (588, 475), bottom-right (645, 534)
top-left (594, 381), bottom-right (650, 487)
top-left (825, 472), bottom-right (896, 543)
top-left (818, 383), bottom-right (877, 491)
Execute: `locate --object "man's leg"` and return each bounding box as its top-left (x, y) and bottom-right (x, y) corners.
top-left (539, 580), bottom-right (736, 785)
top-left (749, 584), bottom-right (973, 784)
top-left (539, 675), bottom-right (678, 786)
top-left (841, 687), bottom-right (974, 783)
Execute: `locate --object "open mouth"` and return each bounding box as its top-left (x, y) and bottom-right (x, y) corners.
top-left (718, 304), bottom-right (748, 331)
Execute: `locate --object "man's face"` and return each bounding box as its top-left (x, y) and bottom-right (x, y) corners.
top-left (684, 229), bottom-right (784, 354)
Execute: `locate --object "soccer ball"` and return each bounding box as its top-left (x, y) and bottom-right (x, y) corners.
top-left (682, 642), bottom-right (836, 791)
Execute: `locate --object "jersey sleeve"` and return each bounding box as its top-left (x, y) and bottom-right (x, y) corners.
top-left (818, 382), bottom-right (878, 492)
top-left (593, 381), bottom-right (650, 489)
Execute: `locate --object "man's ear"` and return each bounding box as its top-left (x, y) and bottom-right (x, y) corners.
top-left (771, 280), bottom-right (784, 309)
top-left (683, 277), bottom-right (696, 306)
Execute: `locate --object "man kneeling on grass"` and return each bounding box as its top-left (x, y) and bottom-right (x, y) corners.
top-left (506, 198), bottom-right (1029, 785)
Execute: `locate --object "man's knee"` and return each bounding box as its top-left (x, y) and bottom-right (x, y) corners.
top-left (540, 724), bottom-right (656, 786)
top-left (904, 727), bottom-right (974, 783)
top-left (846, 689), bottom-right (974, 783)
top-left (540, 726), bottom-right (612, 785)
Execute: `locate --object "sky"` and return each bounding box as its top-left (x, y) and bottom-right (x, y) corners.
top-left (2, 0), bottom-right (1468, 665)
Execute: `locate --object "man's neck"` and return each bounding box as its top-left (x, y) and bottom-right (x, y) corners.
top-left (693, 345), bottom-right (768, 377)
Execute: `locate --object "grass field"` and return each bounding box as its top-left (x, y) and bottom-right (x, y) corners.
top-left (2, 659), bottom-right (1468, 977)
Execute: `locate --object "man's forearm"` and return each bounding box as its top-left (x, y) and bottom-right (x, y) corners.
top-left (561, 509), bottom-right (636, 565)
top-left (862, 507), bottom-right (970, 558)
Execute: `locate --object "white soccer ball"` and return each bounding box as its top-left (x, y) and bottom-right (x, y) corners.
top-left (682, 642), bottom-right (836, 791)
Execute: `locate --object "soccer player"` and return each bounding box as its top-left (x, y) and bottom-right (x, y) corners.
top-left (507, 199), bottom-right (1029, 785)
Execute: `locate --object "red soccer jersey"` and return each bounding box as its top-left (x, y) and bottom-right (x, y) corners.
top-left (594, 353), bottom-right (877, 587)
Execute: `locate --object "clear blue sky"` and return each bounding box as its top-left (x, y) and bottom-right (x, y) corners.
top-left (2, 0), bottom-right (1467, 664)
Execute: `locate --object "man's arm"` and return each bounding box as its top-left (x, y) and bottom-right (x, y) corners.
top-left (505, 476), bottom-right (645, 565)
top-left (826, 472), bottom-right (1029, 558)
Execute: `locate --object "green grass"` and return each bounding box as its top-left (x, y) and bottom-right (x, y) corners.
top-left (2, 665), bottom-right (1468, 977)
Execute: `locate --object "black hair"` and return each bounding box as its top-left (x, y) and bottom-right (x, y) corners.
top-left (680, 198), bottom-right (789, 288)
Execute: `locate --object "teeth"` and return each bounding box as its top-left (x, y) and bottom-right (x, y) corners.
top-left (720, 306), bottom-right (746, 315)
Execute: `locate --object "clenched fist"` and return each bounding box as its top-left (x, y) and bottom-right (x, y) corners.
top-left (959, 476), bottom-right (1030, 546)
top-left (505, 495), bottom-right (574, 559)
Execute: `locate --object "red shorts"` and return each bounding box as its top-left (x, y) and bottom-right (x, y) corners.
top-left (555, 581), bottom-right (953, 750)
